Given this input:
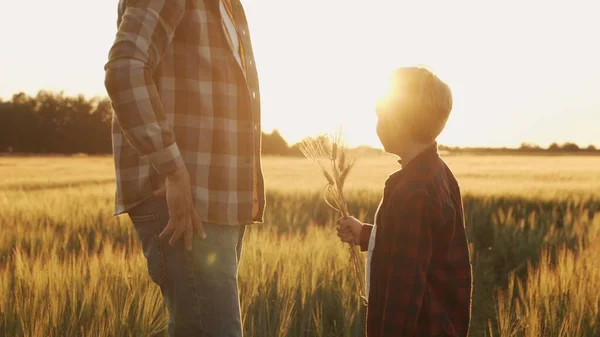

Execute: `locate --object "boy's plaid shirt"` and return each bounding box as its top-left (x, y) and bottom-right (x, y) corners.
top-left (359, 144), bottom-right (473, 337)
top-left (104, 0), bottom-right (265, 225)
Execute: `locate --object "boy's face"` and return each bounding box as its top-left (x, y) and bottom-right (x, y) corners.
top-left (375, 99), bottom-right (409, 154)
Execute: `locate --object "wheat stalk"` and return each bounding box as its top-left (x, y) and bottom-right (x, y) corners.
top-left (297, 129), bottom-right (367, 306)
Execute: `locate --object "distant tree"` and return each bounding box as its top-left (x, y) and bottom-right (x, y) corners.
top-left (0, 93), bottom-right (39, 152)
top-left (587, 145), bottom-right (597, 152)
top-left (519, 142), bottom-right (541, 151)
top-left (561, 142), bottom-right (580, 152)
top-left (0, 99), bottom-right (9, 152)
top-left (261, 130), bottom-right (291, 156)
top-left (548, 143), bottom-right (560, 152)
top-left (287, 144), bottom-right (304, 157)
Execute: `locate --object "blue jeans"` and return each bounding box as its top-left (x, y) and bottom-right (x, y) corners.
top-left (128, 197), bottom-right (246, 337)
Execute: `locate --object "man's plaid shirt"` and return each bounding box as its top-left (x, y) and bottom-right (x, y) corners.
top-left (104, 0), bottom-right (265, 225)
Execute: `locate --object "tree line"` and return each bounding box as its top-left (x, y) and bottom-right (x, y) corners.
top-left (0, 92), bottom-right (112, 154)
top-left (439, 142), bottom-right (598, 154)
top-left (0, 91), bottom-right (301, 156)
top-left (0, 91), bottom-right (597, 155)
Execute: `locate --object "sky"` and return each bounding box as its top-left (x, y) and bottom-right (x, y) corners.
top-left (1, 0), bottom-right (599, 148)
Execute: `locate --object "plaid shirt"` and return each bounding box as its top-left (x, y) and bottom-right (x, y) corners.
top-left (104, 0), bottom-right (265, 225)
top-left (359, 143), bottom-right (472, 337)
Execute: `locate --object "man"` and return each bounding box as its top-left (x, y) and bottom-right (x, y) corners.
top-left (337, 67), bottom-right (472, 336)
top-left (104, 0), bottom-right (264, 336)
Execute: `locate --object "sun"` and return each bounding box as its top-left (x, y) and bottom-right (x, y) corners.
top-left (329, 66), bottom-right (399, 149)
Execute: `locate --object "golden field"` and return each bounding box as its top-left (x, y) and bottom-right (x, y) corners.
top-left (1, 154), bottom-right (600, 336)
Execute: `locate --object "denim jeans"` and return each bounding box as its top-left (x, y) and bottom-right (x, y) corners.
top-left (128, 197), bottom-right (246, 337)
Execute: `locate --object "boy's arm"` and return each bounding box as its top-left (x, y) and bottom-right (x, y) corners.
top-left (381, 190), bottom-right (440, 336)
top-left (359, 224), bottom-right (373, 251)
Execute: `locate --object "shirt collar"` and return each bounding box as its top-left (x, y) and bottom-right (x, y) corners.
top-left (398, 142), bottom-right (438, 167)
top-left (387, 142), bottom-right (439, 184)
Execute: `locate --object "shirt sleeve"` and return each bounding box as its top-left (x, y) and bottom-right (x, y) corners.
top-left (104, 0), bottom-right (186, 174)
top-left (381, 190), bottom-right (438, 336)
top-left (360, 224), bottom-right (373, 251)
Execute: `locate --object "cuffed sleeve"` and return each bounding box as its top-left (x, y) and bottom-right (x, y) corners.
top-left (360, 224), bottom-right (374, 252)
top-left (145, 142), bottom-right (185, 174)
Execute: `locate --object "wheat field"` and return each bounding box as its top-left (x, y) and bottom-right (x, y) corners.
top-left (1, 155), bottom-right (600, 337)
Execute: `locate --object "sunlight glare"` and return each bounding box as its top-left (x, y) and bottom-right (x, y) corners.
top-left (206, 252), bottom-right (217, 266)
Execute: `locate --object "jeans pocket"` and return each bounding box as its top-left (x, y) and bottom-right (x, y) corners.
top-left (130, 213), bottom-right (167, 285)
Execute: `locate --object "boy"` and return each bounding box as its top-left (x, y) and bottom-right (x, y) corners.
top-left (337, 67), bottom-right (472, 337)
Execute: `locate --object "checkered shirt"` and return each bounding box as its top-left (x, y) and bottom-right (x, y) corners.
top-left (359, 143), bottom-right (473, 337)
top-left (104, 0), bottom-right (265, 225)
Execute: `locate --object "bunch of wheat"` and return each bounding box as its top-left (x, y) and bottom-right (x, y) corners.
top-left (297, 131), bottom-right (368, 305)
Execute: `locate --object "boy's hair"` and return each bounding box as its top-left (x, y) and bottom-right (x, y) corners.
top-left (386, 67), bottom-right (453, 143)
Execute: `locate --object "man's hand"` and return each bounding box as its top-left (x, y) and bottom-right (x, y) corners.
top-left (154, 166), bottom-right (206, 251)
top-left (337, 216), bottom-right (363, 245)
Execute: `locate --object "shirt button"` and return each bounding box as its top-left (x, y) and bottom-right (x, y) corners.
top-left (252, 91), bottom-right (257, 99)
top-left (242, 29), bottom-right (247, 36)
top-left (254, 123), bottom-right (259, 131)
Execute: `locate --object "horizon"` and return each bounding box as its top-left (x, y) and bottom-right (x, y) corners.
top-left (1, 0), bottom-right (599, 149)
top-left (260, 128), bottom-right (598, 150)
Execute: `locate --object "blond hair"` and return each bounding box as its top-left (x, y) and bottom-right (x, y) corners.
top-left (386, 67), bottom-right (453, 142)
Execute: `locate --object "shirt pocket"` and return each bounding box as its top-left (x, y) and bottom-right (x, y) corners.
top-left (130, 213), bottom-right (167, 285)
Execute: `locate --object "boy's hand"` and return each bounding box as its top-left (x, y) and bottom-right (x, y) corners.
top-left (337, 216), bottom-right (363, 245)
